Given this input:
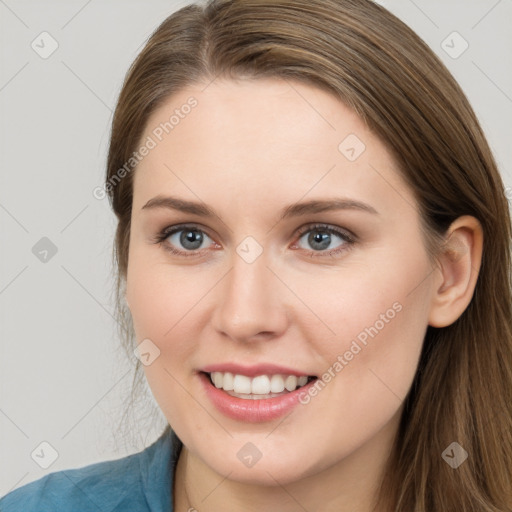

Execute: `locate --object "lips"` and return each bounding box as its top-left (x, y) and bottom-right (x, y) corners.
top-left (201, 362), bottom-right (314, 378)
top-left (198, 363), bottom-right (318, 422)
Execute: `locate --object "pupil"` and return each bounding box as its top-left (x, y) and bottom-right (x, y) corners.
top-left (181, 230), bottom-right (203, 249)
top-left (309, 231), bottom-right (330, 250)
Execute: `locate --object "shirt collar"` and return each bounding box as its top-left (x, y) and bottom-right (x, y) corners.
top-left (139, 426), bottom-right (183, 512)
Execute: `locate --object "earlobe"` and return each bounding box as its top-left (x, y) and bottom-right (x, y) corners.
top-left (428, 216), bottom-right (483, 328)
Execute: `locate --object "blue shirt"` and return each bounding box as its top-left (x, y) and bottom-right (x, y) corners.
top-left (0, 427), bottom-right (181, 511)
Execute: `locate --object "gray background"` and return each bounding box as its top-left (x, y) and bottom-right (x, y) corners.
top-left (1, 0), bottom-right (511, 495)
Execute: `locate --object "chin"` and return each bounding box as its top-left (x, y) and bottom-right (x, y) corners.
top-left (193, 442), bottom-right (322, 487)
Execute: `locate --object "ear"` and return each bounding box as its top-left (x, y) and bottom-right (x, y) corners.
top-left (428, 215), bottom-right (483, 328)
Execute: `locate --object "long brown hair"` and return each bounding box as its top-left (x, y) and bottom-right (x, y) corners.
top-left (106, 1), bottom-right (512, 510)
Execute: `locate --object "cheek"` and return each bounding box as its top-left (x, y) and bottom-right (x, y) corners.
top-left (125, 246), bottom-right (224, 400)
top-left (292, 244), bottom-right (432, 403)
top-left (126, 243), bottom-right (204, 342)
top-left (289, 242), bottom-right (430, 342)
top-left (126, 254), bottom-right (205, 429)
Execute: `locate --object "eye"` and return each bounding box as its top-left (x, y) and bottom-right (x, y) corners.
top-left (153, 222), bottom-right (356, 259)
top-left (292, 223), bottom-right (355, 258)
top-left (154, 224), bottom-right (217, 257)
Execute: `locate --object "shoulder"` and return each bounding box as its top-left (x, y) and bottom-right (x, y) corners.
top-left (0, 428), bottom-right (178, 512)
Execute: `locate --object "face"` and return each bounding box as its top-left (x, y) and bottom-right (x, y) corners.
top-left (126, 78), bottom-right (436, 485)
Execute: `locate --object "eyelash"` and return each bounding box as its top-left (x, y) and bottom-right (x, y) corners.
top-left (152, 223), bottom-right (356, 259)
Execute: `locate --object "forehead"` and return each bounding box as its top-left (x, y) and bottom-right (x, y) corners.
top-left (132, 78), bottom-right (415, 221)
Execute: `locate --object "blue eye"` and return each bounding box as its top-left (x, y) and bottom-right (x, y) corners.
top-left (293, 224), bottom-right (355, 257)
top-left (167, 228), bottom-right (211, 251)
top-left (154, 223), bottom-right (356, 259)
top-left (156, 225), bottom-right (215, 257)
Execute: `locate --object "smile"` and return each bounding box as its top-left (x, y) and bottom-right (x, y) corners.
top-left (199, 370), bottom-right (319, 423)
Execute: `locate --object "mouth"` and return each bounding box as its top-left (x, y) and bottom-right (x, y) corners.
top-left (202, 371), bottom-right (318, 400)
top-left (198, 363), bottom-right (321, 422)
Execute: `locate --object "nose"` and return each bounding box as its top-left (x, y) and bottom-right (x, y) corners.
top-left (210, 250), bottom-right (289, 343)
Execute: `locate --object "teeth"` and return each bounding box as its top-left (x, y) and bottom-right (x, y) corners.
top-left (213, 372), bottom-right (223, 388)
top-left (284, 375), bottom-right (298, 391)
top-left (233, 374), bottom-right (252, 394)
top-left (298, 376), bottom-right (308, 387)
top-left (222, 372), bottom-right (234, 391)
top-left (209, 372), bottom-right (312, 396)
top-left (270, 374), bottom-right (285, 393)
top-left (251, 375), bottom-right (270, 394)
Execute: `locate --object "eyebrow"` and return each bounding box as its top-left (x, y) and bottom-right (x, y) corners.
top-left (141, 195), bottom-right (378, 220)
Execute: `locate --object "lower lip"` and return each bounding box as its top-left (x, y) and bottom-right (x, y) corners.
top-left (199, 372), bottom-right (316, 423)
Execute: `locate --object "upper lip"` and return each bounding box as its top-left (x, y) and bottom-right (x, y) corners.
top-left (200, 363), bottom-right (316, 378)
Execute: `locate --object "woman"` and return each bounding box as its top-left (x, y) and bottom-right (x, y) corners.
top-left (2, 0), bottom-right (511, 510)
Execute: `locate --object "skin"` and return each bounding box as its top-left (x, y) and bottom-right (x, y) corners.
top-left (125, 78), bottom-right (483, 512)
